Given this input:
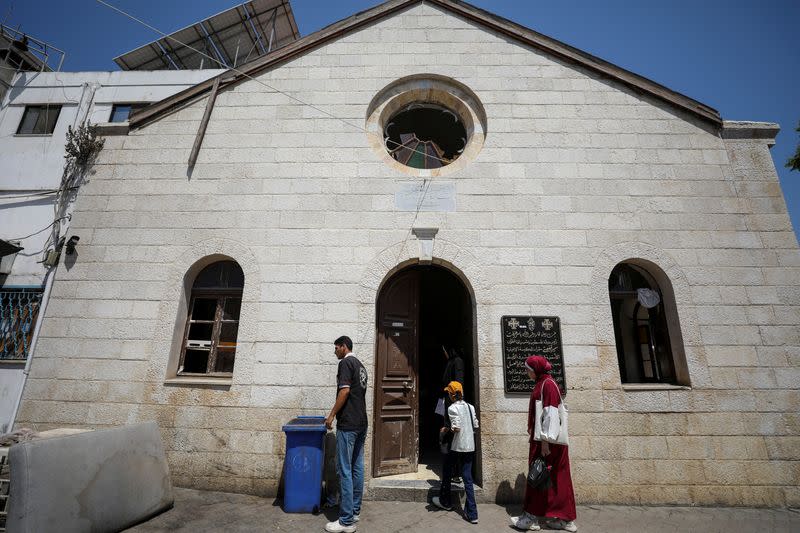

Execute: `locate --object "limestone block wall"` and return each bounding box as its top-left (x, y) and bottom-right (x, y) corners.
top-left (16, 3), bottom-right (800, 505)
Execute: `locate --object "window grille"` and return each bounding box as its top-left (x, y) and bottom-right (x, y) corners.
top-left (0, 288), bottom-right (44, 360)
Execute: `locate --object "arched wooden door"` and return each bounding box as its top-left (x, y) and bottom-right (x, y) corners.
top-left (372, 269), bottom-right (419, 477)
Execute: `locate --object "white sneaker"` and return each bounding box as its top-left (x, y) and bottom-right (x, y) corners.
top-left (549, 519), bottom-right (577, 532)
top-left (352, 513), bottom-right (360, 522)
top-left (432, 496), bottom-right (453, 511)
top-left (324, 519), bottom-right (356, 533)
top-left (510, 513), bottom-right (541, 531)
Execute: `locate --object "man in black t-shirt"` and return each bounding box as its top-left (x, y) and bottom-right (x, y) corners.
top-left (325, 336), bottom-right (367, 533)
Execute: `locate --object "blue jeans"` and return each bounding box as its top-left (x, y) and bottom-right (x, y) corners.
top-left (440, 451), bottom-right (477, 521)
top-left (336, 428), bottom-right (366, 525)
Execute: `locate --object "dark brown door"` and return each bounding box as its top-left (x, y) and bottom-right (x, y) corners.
top-left (373, 269), bottom-right (419, 477)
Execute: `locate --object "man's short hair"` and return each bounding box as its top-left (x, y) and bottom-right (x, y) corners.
top-left (334, 335), bottom-right (353, 351)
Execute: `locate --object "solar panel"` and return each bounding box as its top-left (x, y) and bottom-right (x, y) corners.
top-left (113, 0), bottom-right (299, 71)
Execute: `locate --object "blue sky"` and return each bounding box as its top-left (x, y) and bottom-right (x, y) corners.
top-left (3, 0), bottom-right (798, 239)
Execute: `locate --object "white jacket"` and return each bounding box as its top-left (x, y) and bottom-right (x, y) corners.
top-left (447, 400), bottom-right (479, 452)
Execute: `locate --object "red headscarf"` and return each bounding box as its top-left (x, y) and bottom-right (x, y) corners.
top-left (524, 355), bottom-right (552, 381)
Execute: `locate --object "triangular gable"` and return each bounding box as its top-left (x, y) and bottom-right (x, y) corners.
top-left (130, 0), bottom-right (721, 129)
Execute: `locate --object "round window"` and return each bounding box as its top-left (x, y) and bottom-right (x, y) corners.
top-left (384, 104), bottom-right (467, 169)
top-left (366, 75), bottom-right (486, 176)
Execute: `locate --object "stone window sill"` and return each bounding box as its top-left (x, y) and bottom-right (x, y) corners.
top-left (164, 377), bottom-right (232, 387)
top-left (621, 383), bottom-right (691, 392)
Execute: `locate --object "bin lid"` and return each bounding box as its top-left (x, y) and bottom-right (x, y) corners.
top-left (282, 415), bottom-right (327, 432)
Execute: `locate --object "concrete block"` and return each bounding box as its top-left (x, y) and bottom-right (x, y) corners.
top-left (764, 436), bottom-right (800, 460)
top-left (712, 436), bottom-right (769, 460)
top-left (7, 421), bottom-right (173, 533)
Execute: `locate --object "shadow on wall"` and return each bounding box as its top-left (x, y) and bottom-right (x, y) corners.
top-left (495, 473), bottom-right (527, 504)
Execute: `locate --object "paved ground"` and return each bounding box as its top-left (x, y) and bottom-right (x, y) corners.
top-left (127, 487), bottom-right (800, 532)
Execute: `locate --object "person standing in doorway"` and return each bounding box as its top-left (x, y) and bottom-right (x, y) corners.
top-left (438, 346), bottom-right (465, 428)
top-left (432, 381), bottom-right (479, 524)
top-left (325, 336), bottom-right (368, 533)
top-left (441, 345), bottom-right (465, 390)
top-left (438, 346), bottom-right (466, 479)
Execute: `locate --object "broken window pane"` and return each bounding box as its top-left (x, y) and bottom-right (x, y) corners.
top-left (219, 322), bottom-right (239, 347)
top-left (194, 261), bottom-right (245, 289)
top-left (191, 298), bottom-right (217, 321)
top-left (384, 104), bottom-right (466, 169)
top-left (215, 348), bottom-right (235, 373)
top-left (223, 297), bottom-right (241, 320)
top-left (188, 322), bottom-right (213, 342)
top-left (183, 349), bottom-right (209, 373)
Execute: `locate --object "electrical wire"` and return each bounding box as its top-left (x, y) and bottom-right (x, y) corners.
top-left (96, 0), bottom-right (453, 350)
top-left (0, 189), bottom-right (61, 200)
top-left (93, 0), bottom-right (451, 166)
top-left (6, 215), bottom-right (69, 241)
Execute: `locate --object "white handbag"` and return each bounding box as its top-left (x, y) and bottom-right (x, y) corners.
top-left (533, 378), bottom-right (569, 446)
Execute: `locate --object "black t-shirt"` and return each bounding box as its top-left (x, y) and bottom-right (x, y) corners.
top-left (441, 356), bottom-right (465, 389)
top-left (336, 355), bottom-right (368, 431)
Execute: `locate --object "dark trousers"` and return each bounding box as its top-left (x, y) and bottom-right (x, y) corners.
top-left (439, 451), bottom-right (477, 521)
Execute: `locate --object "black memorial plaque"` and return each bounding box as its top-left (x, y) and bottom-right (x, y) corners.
top-left (501, 316), bottom-right (566, 395)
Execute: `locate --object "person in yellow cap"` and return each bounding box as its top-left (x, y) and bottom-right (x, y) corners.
top-left (432, 381), bottom-right (479, 524)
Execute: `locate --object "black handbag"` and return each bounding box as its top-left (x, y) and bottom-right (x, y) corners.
top-left (527, 456), bottom-right (551, 490)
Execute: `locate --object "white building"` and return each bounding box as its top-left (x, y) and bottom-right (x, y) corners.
top-left (0, 69), bottom-right (227, 432)
top-left (0, 0), bottom-right (298, 433)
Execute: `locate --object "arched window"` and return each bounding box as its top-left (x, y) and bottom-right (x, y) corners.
top-left (609, 262), bottom-right (684, 385)
top-left (179, 260), bottom-right (243, 376)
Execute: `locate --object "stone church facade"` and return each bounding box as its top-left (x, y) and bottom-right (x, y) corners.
top-left (16, 0), bottom-right (799, 507)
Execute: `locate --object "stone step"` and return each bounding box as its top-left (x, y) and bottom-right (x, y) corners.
top-left (366, 478), bottom-right (483, 503)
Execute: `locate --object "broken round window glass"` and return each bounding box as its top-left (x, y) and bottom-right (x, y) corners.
top-left (384, 104), bottom-right (467, 169)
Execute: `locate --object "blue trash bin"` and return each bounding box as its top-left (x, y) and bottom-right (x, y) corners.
top-left (281, 415), bottom-right (327, 513)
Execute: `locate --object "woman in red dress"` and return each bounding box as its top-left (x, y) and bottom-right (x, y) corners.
top-left (510, 355), bottom-right (577, 532)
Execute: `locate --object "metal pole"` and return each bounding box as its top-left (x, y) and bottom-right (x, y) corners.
top-left (267, 8), bottom-right (277, 52)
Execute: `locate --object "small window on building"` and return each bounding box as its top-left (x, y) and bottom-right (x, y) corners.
top-left (16, 105), bottom-right (61, 135)
top-left (109, 103), bottom-right (148, 123)
top-left (609, 262), bottom-right (684, 385)
top-left (0, 288), bottom-right (44, 360)
top-left (384, 103), bottom-right (467, 169)
top-left (179, 260), bottom-right (244, 376)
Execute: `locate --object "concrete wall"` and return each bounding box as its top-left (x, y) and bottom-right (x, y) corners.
top-left (0, 69), bottom-right (223, 432)
top-left (16, 3), bottom-right (800, 506)
top-left (0, 69), bottom-right (225, 285)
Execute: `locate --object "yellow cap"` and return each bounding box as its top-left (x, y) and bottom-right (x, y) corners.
top-left (444, 381), bottom-right (463, 395)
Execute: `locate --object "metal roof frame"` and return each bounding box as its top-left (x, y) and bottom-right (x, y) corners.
top-left (130, 0), bottom-right (722, 129)
top-left (113, 0), bottom-right (299, 71)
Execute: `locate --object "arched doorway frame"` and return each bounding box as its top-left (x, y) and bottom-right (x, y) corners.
top-left (357, 238), bottom-right (489, 482)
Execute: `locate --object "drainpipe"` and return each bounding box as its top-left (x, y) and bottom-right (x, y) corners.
top-left (7, 266), bottom-right (56, 430)
top-left (7, 81), bottom-right (98, 431)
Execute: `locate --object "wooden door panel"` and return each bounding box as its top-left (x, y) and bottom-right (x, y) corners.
top-left (386, 332), bottom-right (413, 376)
top-left (373, 270), bottom-right (419, 477)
